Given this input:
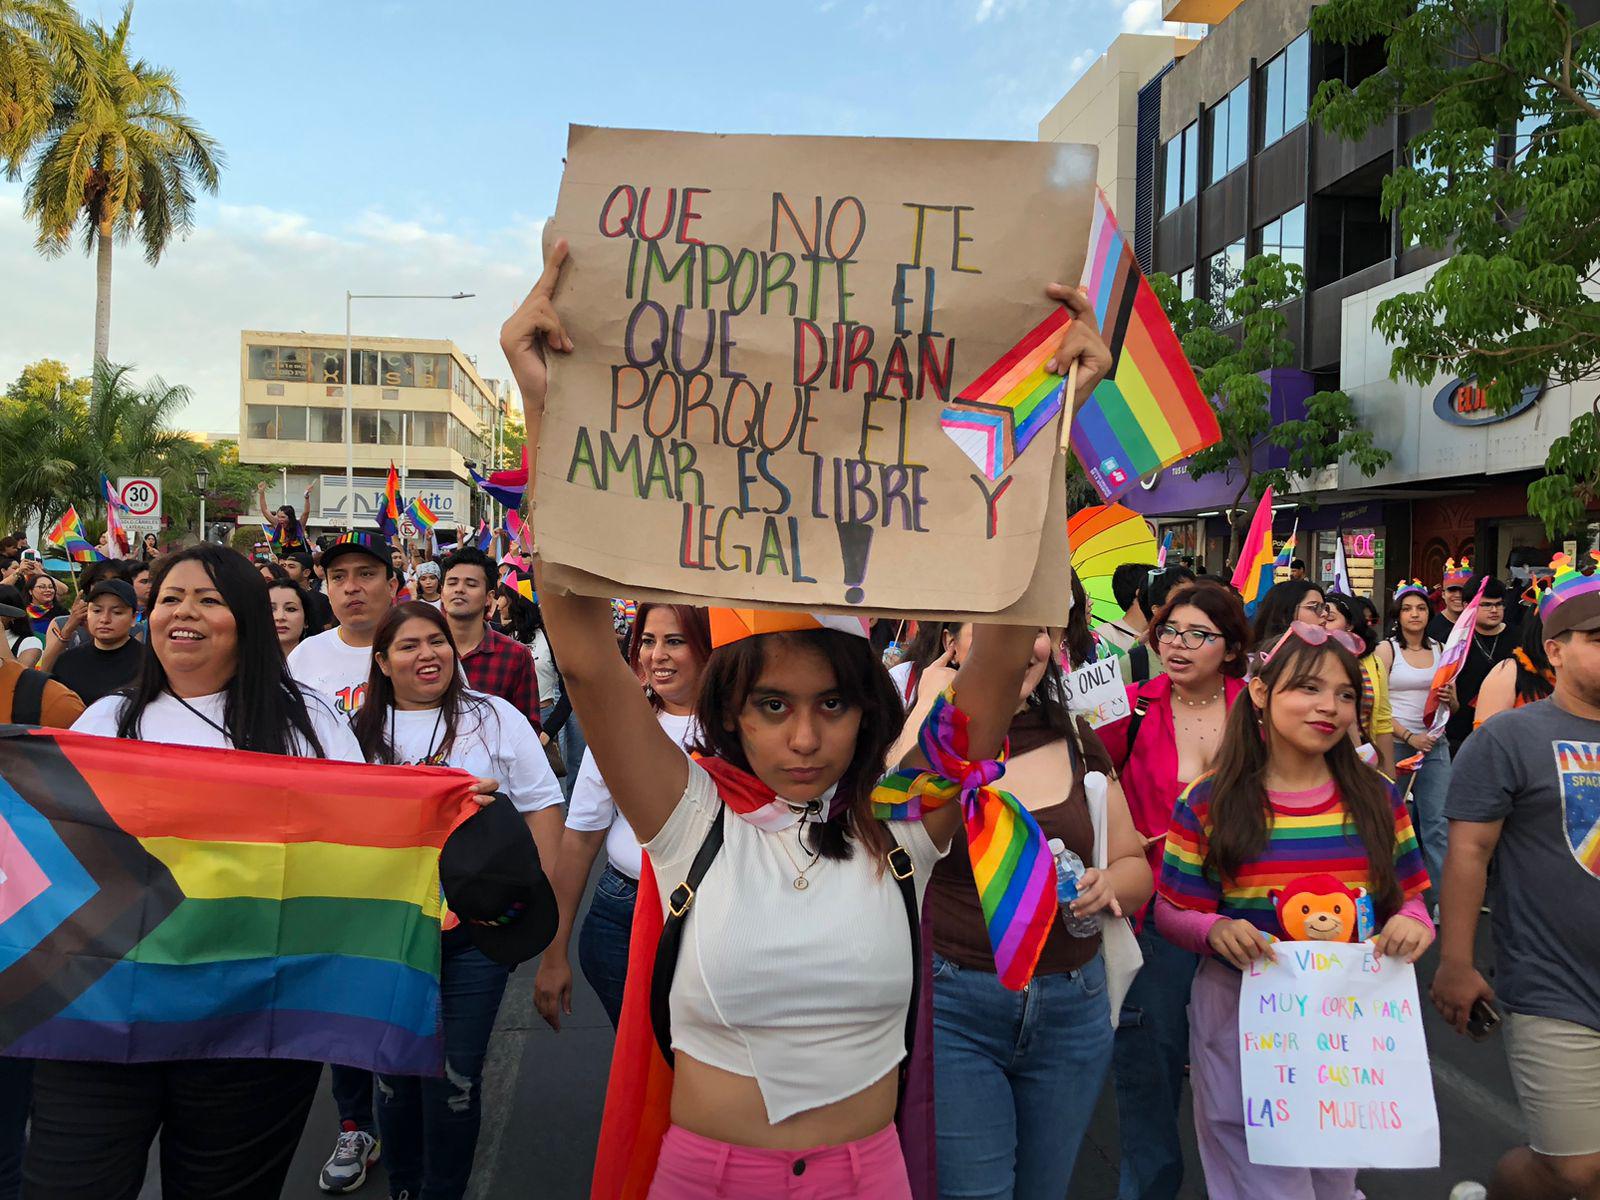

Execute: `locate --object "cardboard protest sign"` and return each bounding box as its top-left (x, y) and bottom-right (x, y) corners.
top-left (1064, 657), bottom-right (1129, 728)
top-left (1240, 944), bottom-right (1440, 1169)
top-left (535, 125), bottom-right (1097, 622)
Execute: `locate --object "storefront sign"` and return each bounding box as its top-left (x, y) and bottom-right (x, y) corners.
top-left (1432, 377), bottom-right (1544, 427)
top-left (316, 475), bottom-right (470, 531)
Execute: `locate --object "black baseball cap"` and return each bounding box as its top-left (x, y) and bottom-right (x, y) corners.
top-left (439, 796), bottom-right (557, 966)
top-left (86, 579), bottom-right (137, 610)
top-left (319, 531), bottom-right (395, 575)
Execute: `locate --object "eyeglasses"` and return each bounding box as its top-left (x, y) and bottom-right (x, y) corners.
top-left (1155, 624), bottom-right (1223, 650)
top-left (1297, 600), bottom-right (1331, 617)
top-left (1261, 620), bottom-right (1364, 664)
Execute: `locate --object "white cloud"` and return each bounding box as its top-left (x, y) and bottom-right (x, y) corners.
top-left (1119, 0), bottom-right (1181, 34)
top-left (1067, 48), bottom-right (1098, 81)
top-left (0, 184), bottom-right (548, 435)
top-left (974, 0), bottom-right (1027, 20)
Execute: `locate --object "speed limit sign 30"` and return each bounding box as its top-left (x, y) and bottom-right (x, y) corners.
top-left (116, 477), bottom-right (163, 534)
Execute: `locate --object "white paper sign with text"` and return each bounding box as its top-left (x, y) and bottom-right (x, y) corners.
top-left (1064, 658), bottom-right (1129, 729)
top-left (1239, 943), bottom-right (1439, 1169)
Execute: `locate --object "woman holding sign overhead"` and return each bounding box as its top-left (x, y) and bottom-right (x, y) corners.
top-left (501, 239), bottom-right (1113, 1199)
top-left (1152, 620), bottom-right (1434, 1199)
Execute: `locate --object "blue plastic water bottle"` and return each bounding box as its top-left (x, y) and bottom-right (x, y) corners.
top-left (1048, 837), bottom-right (1101, 938)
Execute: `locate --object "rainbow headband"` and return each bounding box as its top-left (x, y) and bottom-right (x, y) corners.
top-left (1537, 551), bottom-right (1600, 625)
top-left (1392, 579), bottom-right (1429, 603)
top-left (1441, 557), bottom-right (1473, 589)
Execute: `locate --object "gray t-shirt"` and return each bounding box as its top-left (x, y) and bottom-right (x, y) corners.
top-left (1446, 698), bottom-right (1600, 1032)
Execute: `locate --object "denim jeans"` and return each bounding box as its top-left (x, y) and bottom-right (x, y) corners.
top-left (1407, 739), bottom-right (1452, 895)
top-left (0, 1058), bottom-right (31, 1200)
top-left (330, 1064), bottom-right (374, 1134)
top-left (931, 951), bottom-right (1112, 1200)
top-left (1112, 911), bottom-right (1200, 1200)
top-left (376, 936), bottom-right (510, 1200)
top-left (557, 708), bottom-right (587, 804)
top-left (578, 865), bottom-right (637, 1029)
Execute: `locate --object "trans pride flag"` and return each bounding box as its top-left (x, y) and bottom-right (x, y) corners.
top-left (0, 728), bottom-right (478, 1073)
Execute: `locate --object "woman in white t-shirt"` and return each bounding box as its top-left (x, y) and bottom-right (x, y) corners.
top-left (349, 600), bottom-right (564, 1200)
top-left (37, 544), bottom-right (365, 1199)
top-left (502, 249), bottom-right (1114, 1197)
top-left (534, 603), bottom-right (712, 1030)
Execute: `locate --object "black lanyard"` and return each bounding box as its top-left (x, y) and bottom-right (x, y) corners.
top-left (168, 691), bottom-right (230, 740)
top-left (389, 704), bottom-right (445, 764)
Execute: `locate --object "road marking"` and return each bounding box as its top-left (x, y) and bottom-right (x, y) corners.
top-left (1430, 1058), bottom-right (1526, 1138)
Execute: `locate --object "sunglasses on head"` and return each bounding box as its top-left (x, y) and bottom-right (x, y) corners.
top-left (1261, 620), bottom-right (1364, 665)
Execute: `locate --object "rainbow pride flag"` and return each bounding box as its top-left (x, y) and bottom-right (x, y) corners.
top-left (1230, 486), bottom-right (1278, 616)
top-left (405, 496), bottom-right (439, 533)
top-left (941, 307), bottom-right (1073, 479)
top-left (43, 505), bottom-right (101, 564)
top-left (1072, 191), bottom-right (1219, 500)
top-left (872, 687), bottom-right (1055, 990)
top-left (376, 463), bottom-right (401, 538)
top-left (1273, 521), bottom-right (1298, 568)
top-left (0, 728), bottom-right (478, 1073)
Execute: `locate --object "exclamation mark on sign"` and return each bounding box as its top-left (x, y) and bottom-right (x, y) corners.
top-left (836, 521), bottom-right (874, 606)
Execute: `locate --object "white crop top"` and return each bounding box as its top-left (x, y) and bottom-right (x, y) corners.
top-left (643, 759), bottom-right (946, 1123)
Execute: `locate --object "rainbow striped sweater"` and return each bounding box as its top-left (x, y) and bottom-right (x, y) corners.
top-left (1157, 777), bottom-right (1430, 939)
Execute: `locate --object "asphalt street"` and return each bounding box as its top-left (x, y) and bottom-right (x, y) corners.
top-left (141, 872), bottom-right (1522, 1200)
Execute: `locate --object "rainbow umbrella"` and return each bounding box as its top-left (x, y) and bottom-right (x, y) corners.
top-left (1067, 504), bottom-right (1160, 626)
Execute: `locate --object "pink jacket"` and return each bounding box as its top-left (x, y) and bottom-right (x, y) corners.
top-left (1095, 672), bottom-right (1249, 874)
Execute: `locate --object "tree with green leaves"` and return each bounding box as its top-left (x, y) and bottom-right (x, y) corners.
top-left (1156, 254), bottom-right (1393, 564)
top-left (1310, 0), bottom-right (1600, 538)
top-left (0, 0), bottom-right (90, 171)
top-left (22, 2), bottom-right (222, 365)
top-left (3, 356), bottom-right (89, 411)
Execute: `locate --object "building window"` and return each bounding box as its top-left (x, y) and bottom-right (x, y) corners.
top-left (1161, 121), bottom-right (1200, 214)
top-left (381, 352), bottom-right (415, 388)
top-left (378, 410), bottom-right (406, 446)
top-left (277, 405), bottom-right (308, 441)
top-left (248, 345), bottom-right (311, 382)
top-left (415, 353), bottom-right (447, 389)
top-left (1175, 266), bottom-right (1195, 302)
top-left (1256, 205), bottom-right (1306, 280)
top-left (412, 411), bottom-right (447, 447)
top-left (315, 350), bottom-right (344, 384)
top-left (1205, 240), bottom-right (1247, 318)
top-left (246, 404), bottom-right (277, 439)
top-left (311, 408), bottom-right (344, 443)
top-left (1260, 33), bottom-right (1309, 148)
top-left (353, 410), bottom-right (379, 445)
top-left (1207, 81), bottom-right (1249, 183)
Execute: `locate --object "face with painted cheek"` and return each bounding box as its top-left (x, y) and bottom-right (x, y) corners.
top-left (735, 638), bottom-right (862, 804)
top-left (1250, 652), bottom-right (1358, 758)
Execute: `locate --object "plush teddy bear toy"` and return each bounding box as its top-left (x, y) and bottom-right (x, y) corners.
top-left (1272, 874), bottom-right (1361, 942)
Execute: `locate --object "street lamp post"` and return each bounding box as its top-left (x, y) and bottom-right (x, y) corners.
top-left (343, 291), bottom-right (474, 531)
top-left (195, 465), bottom-right (210, 544)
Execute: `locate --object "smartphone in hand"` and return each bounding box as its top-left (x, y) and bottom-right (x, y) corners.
top-left (1466, 997), bottom-right (1502, 1041)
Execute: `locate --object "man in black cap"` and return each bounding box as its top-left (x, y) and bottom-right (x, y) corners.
top-left (43, 579), bottom-right (144, 706)
top-left (287, 532), bottom-right (398, 719)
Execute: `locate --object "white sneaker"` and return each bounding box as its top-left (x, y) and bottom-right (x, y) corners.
top-left (1448, 1183), bottom-right (1487, 1200)
top-left (319, 1121), bottom-right (380, 1193)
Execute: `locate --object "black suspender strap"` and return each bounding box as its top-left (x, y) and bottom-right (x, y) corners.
top-left (1118, 696), bottom-right (1151, 773)
top-left (887, 841), bottom-right (919, 1102)
top-left (650, 806), bottom-right (727, 1065)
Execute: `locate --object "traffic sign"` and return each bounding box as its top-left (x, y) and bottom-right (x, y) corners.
top-left (116, 477), bottom-right (163, 534)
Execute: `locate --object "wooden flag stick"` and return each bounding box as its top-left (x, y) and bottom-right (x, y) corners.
top-left (1058, 359), bottom-right (1079, 455)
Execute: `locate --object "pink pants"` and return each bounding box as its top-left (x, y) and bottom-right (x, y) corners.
top-left (1190, 958), bottom-right (1365, 1200)
top-left (646, 1124), bottom-right (911, 1199)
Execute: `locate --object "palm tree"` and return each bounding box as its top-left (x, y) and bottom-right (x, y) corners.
top-left (0, 0), bottom-right (90, 173)
top-left (22, 2), bottom-right (222, 365)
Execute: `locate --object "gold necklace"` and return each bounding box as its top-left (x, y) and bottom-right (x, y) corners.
top-left (775, 820), bottom-right (821, 891)
top-left (1174, 686), bottom-right (1224, 709)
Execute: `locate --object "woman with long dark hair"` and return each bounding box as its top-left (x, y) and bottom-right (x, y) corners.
top-left (267, 577), bottom-right (323, 658)
top-left (139, 532), bottom-right (161, 562)
top-left (905, 622), bottom-right (1151, 1197)
top-left (1096, 577), bottom-right (1250, 1200)
top-left (1249, 578), bottom-right (1327, 659)
top-left (351, 601), bottom-right (563, 1200)
top-left (0, 585), bottom-right (41, 667)
top-left (257, 481), bottom-right (311, 555)
top-left (1154, 622), bottom-right (1433, 1198)
top-left (31, 544), bottom-right (364, 1199)
top-left (1377, 582), bottom-right (1452, 892)
top-left (502, 242), bottom-right (1113, 1196)
top-left (24, 573), bottom-right (64, 642)
top-left (535, 603), bottom-right (713, 1030)
top-left (1323, 592), bottom-right (1395, 776)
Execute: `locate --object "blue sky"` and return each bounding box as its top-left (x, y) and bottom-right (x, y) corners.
top-left (0, 0), bottom-right (1167, 432)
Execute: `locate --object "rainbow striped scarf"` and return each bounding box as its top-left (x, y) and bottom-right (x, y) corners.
top-left (872, 686), bottom-right (1056, 990)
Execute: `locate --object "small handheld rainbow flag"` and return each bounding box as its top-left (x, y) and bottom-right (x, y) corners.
top-left (43, 506), bottom-right (102, 564)
top-left (405, 496), bottom-right (438, 533)
top-left (940, 307), bottom-right (1074, 479)
top-left (1424, 577), bottom-right (1491, 726)
top-left (1071, 191), bottom-right (1220, 499)
top-left (1273, 520), bottom-right (1298, 568)
top-left (377, 464), bottom-right (401, 538)
top-left (1230, 486), bottom-right (1277, 616)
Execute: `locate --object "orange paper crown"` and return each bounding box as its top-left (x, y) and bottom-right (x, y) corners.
top-left (708, 609), bottom-right (871, 649)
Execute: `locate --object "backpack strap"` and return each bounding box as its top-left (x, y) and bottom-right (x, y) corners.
top-left (11, 668), bottom-right (47, 727)
top-left (1118, 695), bottom-right (1152, 774)
top-left (650, 806), bottom-right (728, 1065)
top-left (886, 839), bottom-right (919, 1100)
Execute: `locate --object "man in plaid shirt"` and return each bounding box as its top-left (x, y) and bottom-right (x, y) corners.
top-left (440, 547), bottom-right (541, 730)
